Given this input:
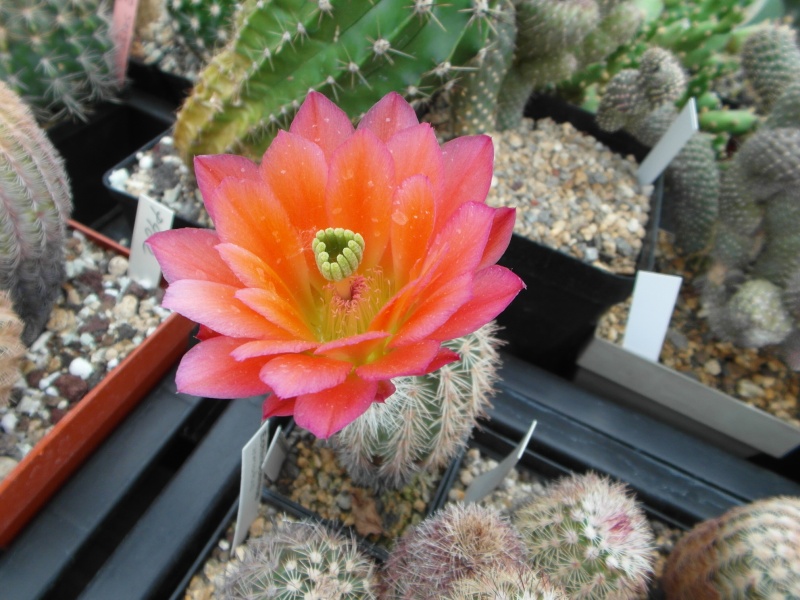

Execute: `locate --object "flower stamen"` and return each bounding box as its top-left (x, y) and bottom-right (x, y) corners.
top-left (313, 228), bottom-right (365, 283)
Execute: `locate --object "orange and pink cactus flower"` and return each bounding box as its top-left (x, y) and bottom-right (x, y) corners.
top-left (148, 91), bottom-right (524, 438)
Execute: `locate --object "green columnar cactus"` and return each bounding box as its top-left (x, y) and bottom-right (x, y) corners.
top-left (173, 0), bottom-right (492, 164)
top-left (0, 81), bottom-right (72, 346)
top-left (330, 322), bottom-right (501, 490)
top-left (221, 519), bottom-right (378, 599)
top-left (0, 0), bottom-right (121, 124)
top-left (741, 23), bottom-right (800, 114)
top-left (445, 565), bottom-right (569, 600)
top-left (514, 472), bottom-right (655, 600)
top-left (597, 49), bottom-right (719, 255)
top-left (380, 503), bottom-right (529, 600)
top-left (167, 0), bottom-right (239, 58)
top-left (0, 291), bottom-right (25, 408)
top-left (662, 496), bottom-right (800, 599)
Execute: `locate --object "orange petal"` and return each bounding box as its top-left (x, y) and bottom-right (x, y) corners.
top-left (356, 340), bottom-right (441, 380)
top-left (389, 175), bottom-right (435, 288)
top-left (290, 91), bottom-right (354, 160)
top-left (236, 287), bottom-right (315, 341)
top-left (194, 154), bottom-right (260, 222)
top-left (176, 336), bottom-right (271, 398)
top-left (438, 135), bottom-right (493, 228)
top-left (314, 331), bottom-right (390, 364)
top-left (387, 123), bottom-right (443, 194)
top-left (259, 354), bottom-right (353, 398)
top-left (478, 207), bottom-right (516, 270)
top-left (148, 228), bottom-right (239, 286)
top-left (262, 395), bottom-right (297, 419)
top-left (357, 91), bottom-right (419, 142)
top-left (293, 375), bottom-right (379, 438)
top-left (326, 129), bottom-right (394, 271)
top-left (232, 339), bottom-right (320, 360)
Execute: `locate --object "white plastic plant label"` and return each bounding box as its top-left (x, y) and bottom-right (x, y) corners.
top-left (262, 425), bottom-right (289, 481)
top-left (129, 195), bottom-right (175, 288)
top-left (637, 98), bottom-right (698, 186)
top-left (232, 418), bottom-right (272, 549)
top-left (622, 271), bottom-right (683, 362)
top-left (464, 420), bottom-right (537, 504)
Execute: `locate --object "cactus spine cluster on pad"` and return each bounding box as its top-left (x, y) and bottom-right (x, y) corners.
top-left (380, 503), bottom-right (529, 599)
top-left (0, 0), bottom-right (121, 124)
top-left (173, 0), bottom-right (493, 164)
top-left (444, 565), bottom-right (569, 600)
top-left (221, 519), bottom-right (378, 599)
top-left (662, 496), bottom-right (800, 599)
top-left (166, 0), bottom-right (239, 58)
top-left (514, 472), bottom-right (655, 600)
top-left (330, 322), bottom-right (501, 491)
top-left (0, 291), bottom-right (24, 407)
top-left (596, 48), bottom-right (719, 255)
top-left (0, 81), bottom-right (72, 346)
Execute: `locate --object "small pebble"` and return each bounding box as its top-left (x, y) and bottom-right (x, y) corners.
top-left (69, 357), bottom-right (94, 380)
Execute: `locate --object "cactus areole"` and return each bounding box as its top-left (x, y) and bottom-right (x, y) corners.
top-left (148, 91), bottom-right (524, 439)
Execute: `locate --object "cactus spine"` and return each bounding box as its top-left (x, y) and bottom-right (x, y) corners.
top-left (662, 496), bottom-right (800, 599)
top-left (329, 322), bottom-right (501, 490)
top-left (380, 503), bottom-right (529, 600)
top-left (173, 0), bottom-right (492, 164)
top-left (167, 0), bottom-right (239, 58)
top-left (0, 291), bottom-right (24, 407)
top-left (0, 0), bottom-right (121, 124)
top-left (221, 519), bottom-right (378, 599)
top-left (514, 472), bottom-right (655, 600)
top-left (741, 24), bottom-right (800, 114)
top-left (0, 81), bottom-right (72, 346)
top-left (444, 566), bottom-right (569, 600)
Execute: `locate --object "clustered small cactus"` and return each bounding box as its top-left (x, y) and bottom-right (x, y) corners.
top-left (596, 47), bottom-right (719, 255)
top-left (329, 322), bottom-right (501, 490)
top-left (444, 566), bottom-right (569, 600)
top-left (662, 496), bottom-right (800, 599)
top-left (173, 0), bottom-right (493, 164)
top-left (222, 519), bottom-right (378, 599)
top-left (0, 0), bottom-right (121, 124)
top-left (514, 472), bottom-right (656, 599)
top-left (0, 291), bottom-right (25, 407)
top-left (0, 80), bottom-right (72, 346)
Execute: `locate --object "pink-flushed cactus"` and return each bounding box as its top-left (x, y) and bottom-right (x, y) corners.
top-left (148, 91), bottom-right (524, 438)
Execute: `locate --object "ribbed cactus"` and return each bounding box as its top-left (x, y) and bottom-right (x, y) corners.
top-left (662, 496), bottom-right (800, 599)
top-left (173, 0), bottom-right (492, 164)
top-left (380, 503), bottom-right (529, 600)
top-left (329, 322), bottom-right (501, 491)
top-left (0, 81), bottom-right (72, 346)
top-left (597, 48), bottom-right (719, 255)
top-left (514, 472), bottom-right (655, 600)
top-left (741, 23), bottom-right (800, 114)
top-left (166, 0), bottom-right (239, 58)
top-left (444, 566), bottom-right (569, 600)
top-left (0, 0), bottom-right (121, 124)
top-left (221, 519), bottom-right (378, 599)
top-left (0, 291), bottom-right (25, 407)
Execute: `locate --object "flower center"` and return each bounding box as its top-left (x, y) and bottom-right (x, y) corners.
top-left (312, 227), bottom-right (365, 283)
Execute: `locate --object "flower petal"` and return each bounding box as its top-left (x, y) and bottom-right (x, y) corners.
top-left (176, 336), bottom-right (271, 398)
top-left (262, 395), bottom-right (297, 419)
top-left (290, 91), bottom-right (354, 160)
top-left (293, 375), bottom-right (379, 438)
top-left (195, 154), bottom-right (260, 221)
top-left (356, 340), bottom-right (441, 381)
top-left (314, 331), bottom-right (390, 364)
top-left (148, 228), bottom-right (239, 286)
top-left (423, 347), bottom-right (460, 374)
top-left (439, 135), bottom-right (493, 227)
top-left (326, 129), bottom-right (394, 271)
top-left (163, 280), bottom-right (293, 339)
top-left (387, 123), bottom-right (443, 194)
top-left (478, 207), bottom-right (516, 271)
top-left (389, 174), bottom-right (435, 288)
top-left (232, 339), bottom-right (320, 360)
top-left (236, 287), bottom-right (316, 340)
top-left (259, 354), bottom-right (353, 398)
top-left (357, 91), bottom-right (419, 142)
top-left (260, 130), bottom-right (328, 236)
top-left (431, 265), bottom-right (525, 340)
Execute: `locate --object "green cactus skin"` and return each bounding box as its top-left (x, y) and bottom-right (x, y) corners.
top-left (444, 565), bottom-right (569, 600)
top-left (663, 496), bottom-right (800, 600)
top-left (738, 127), bottom-right (800, 203)
top-left (0, 0), bottom-right (121, 124)
top-left (380, 503), bottom-right (529, 600)
top-left (221, 519), bottom-right (378, 600)
top-left (698, 108), bottom-right (759, 136)
top-left (711, 167), bottom-right (762, 272)
top-left (330, 322), bottom-right (501, 491)
top-left (741, 23), bottom-right (800, 115)
top-left (167, 0), bottom-right (239, 58)
top-left (0, 290), bottom-right (25, 408)
top-left (514, 472), bottom-right (655, 600)
top-left (0, 81), bottom-right (72, 346)
top-left (173, 0), bottom-right (492, 163)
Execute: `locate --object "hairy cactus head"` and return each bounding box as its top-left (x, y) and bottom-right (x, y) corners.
top-left (380, 503), bottom-right (529, 600)
top-left (444, 565), bottom-right (569, 600)
top-left (329, 322), bottom-right (501, 490)
top-left (0, 80), bottom-right (72, 345)
top-left (0, 291), bottom-right (25, 407)
top-left (221, 519), bottom-right (378, 599)
top-left (637, 47), bottom-right (686, 107)
top-left (514, 472), bottom-right (655, 600)
top-left (663, 496), bottom-right (800, 599)
top-left (709, 278), bottom-right (793, 348)
top-left (0, 0), bottom-right (121, 123)
top-left (741, 23), bottom-right (800, 114)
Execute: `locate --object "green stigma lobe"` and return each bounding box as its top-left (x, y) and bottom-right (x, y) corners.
top-left (312, 228), bottom-right (365, 281)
